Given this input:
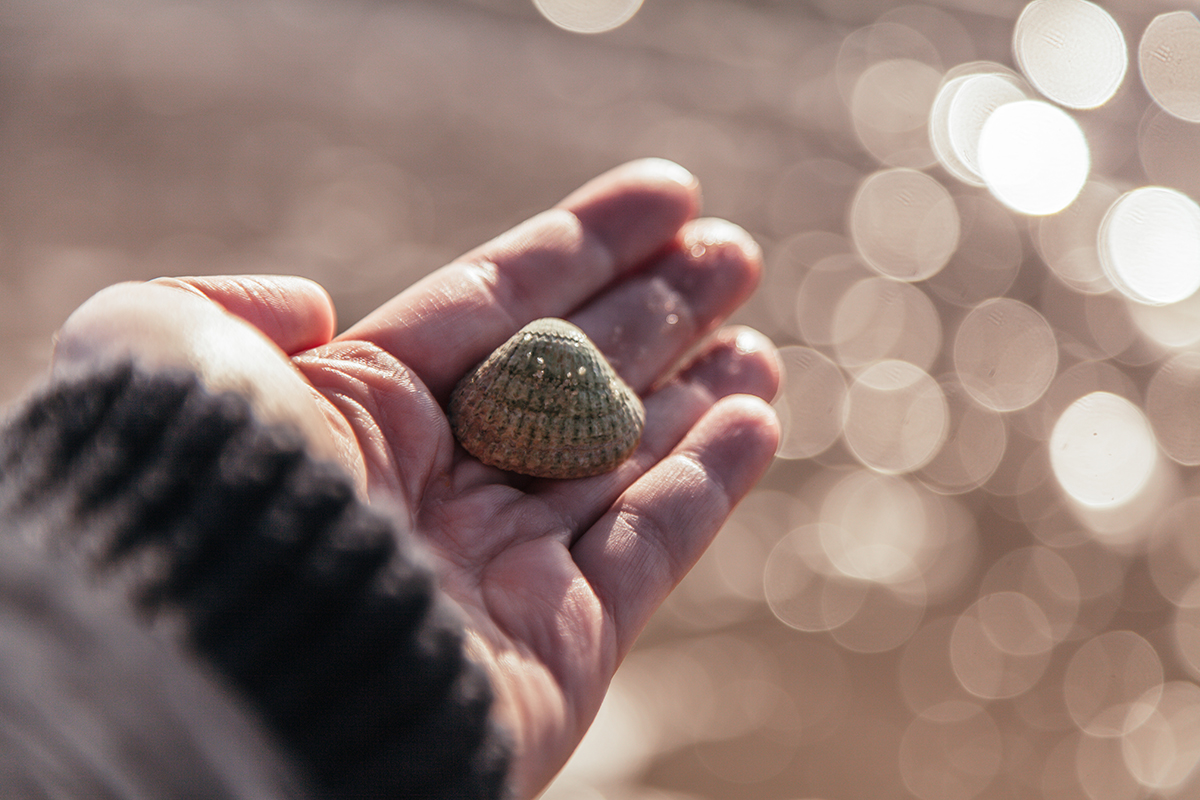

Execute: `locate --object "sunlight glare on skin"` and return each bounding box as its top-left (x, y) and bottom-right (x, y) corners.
top-left (977, 100), bottom-right (1089, 215)
top-left (1098, 186), bottom-right (1200, 306)
top-left (1049, 392), bottom-right (1157, 510)
top-left (1139, 12), bottom-right (1200, 123)
top-left (1013, 0), bottom-right (1128, 110)
top-left (531, 0), bottom-right (644, 34)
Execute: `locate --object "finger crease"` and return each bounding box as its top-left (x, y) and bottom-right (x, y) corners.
top-left (458, 260), bottom-right (521, 333)
top-left (675, 450), bottom-right (734, 522)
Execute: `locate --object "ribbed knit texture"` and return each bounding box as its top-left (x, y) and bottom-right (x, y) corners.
top-left (0, 535), bottom-right (314, 799)
top-left (0, 363), bottom-right (511, 799)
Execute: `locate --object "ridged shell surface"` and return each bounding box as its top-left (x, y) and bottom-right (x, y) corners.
top-left (449, 318), bottom-right (645, 479)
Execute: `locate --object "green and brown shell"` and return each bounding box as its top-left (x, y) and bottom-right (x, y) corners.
top-left (448, 318), bottom-right (646, 479)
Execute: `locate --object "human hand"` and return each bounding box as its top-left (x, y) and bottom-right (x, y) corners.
top-left (52, 159), bottom-right (781, 798)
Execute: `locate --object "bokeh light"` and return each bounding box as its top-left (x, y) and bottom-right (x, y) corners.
top-left (764, 524), bottom-right (871, 634)
top-left (531, 0), bottom-right (644, 34)
top-left (977, 100), bottom-right (1090, 215)
top-left (1098, 186), bottom-right (1200, 306)
top-left (1120, 681), bottom-right (1200, 792)
top-left (848, 167), bottom-right (960, 281)
top-left (1139, 12), bottom-right (1200, 123)
top-left (916, 378), bottom-right (1006, 496)
top-left (898, 701), bottom-right (1002, 800)
top-left (925, 194), bottom-right (1022, 307)
top-left (842, 360), bottom-right (948, 475)
top-left (1013, 0), bottom-right (1128, 110)
top-left (794, 253), bottom-right (872, 348)
top-left (1034, 180), bottom-right (1118, 295)
top-left (979, 546), bottom-right (1080, 644)
top-left (1063, 631), bottom-right (1163, 738)
top-left (928, 65), bottom-right (1030, 187)
top-left (1139, 105), bottom-right (1200, 203)
top-left (953, 298), bottom-right (1057, 412)
top-left (1173, 583), bottom-right (1200, 681)
top-left (831, 276), bottom-right (941, 371)
top-left (1126, 284), bottom-right (1200, 349)
top-left (950, 592), bottom-right (1054, 700)
top-left (819, 469), bottom-right (929, 583)
top-left (1049, 392), bottom-right (1157, 510)
top-left (1147, 352), bottom-right (1200, 466)
top-left (851, 58), bottom-right (941, 168)
top-left (773, 346), bottom-right (847, 460)
top-left (12, 2), bottom-right (1200, 799)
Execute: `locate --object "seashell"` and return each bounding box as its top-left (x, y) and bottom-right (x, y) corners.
top-left (449, 318), bottom-right (645, 479)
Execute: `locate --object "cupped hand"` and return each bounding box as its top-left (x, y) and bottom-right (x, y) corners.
top-left (52, 159), bottom-right (781, 798)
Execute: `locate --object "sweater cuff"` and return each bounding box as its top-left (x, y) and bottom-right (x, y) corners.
top-left (0, 362), bottom-right (511, 799)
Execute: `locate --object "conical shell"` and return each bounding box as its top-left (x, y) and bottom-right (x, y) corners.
top-left (449, 318), bottom-right (645, 479)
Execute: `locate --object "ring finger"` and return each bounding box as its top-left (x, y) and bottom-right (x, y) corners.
top-left (529, 324), bottom-right (780, 535)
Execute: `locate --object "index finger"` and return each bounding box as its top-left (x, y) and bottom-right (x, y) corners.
top-left (335, 159), bottom-right (700, 398)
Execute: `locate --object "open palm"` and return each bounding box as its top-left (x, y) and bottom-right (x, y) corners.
top-left (54, 159), bottom-right (781, 798)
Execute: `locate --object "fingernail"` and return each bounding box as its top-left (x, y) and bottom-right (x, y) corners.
top-left (637, 157), bottom-right (697, 190)
top-left (683, 218), bottom-right (763, 263)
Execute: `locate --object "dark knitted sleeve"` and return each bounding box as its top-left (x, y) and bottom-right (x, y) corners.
top-left (0, 533), bottom-right (314, 800)
top-left (0, 363), bottom-right (511, 800)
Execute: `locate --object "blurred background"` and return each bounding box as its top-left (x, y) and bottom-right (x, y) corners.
top-left (4, 0), bottom-right (1200, 798)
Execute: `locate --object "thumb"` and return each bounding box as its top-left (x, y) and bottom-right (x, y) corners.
top-left (52, 278), bottom-right (341, 464)
top-left (151, 275), bottom-right (337, 355)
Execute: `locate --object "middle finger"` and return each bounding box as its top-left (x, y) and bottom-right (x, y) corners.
top-left (571, 217), bottom-right (763, 394)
